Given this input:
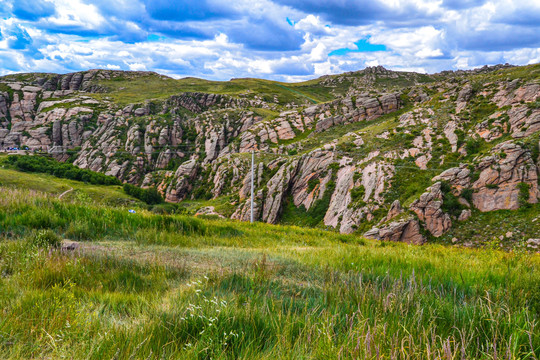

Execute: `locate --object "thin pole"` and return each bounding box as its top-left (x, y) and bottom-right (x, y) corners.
top-left (250, 149), bottom-right (255, 223)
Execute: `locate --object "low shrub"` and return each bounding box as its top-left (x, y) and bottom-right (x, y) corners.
top-left (123, 184), bottom-right (164, 205)
top-left (7, 155), bottom-right (121, 186)
top-left (29, 229), bottom-right (61, 249)
top-left (518, 182), bottom-right (531, 208)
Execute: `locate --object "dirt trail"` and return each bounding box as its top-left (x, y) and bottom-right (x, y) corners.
top-left (58, 187), bottom-right (74, 199)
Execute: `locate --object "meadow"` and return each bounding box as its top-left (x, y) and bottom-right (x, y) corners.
top-left (0, 170), bottom-right (539, 359)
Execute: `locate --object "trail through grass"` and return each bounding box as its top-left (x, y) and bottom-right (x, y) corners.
top-left (0, 185), bottom-right (539, 359)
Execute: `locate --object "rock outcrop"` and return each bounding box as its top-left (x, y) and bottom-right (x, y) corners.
top-left (472, 141), bottom-right (538, 212)
top-left (1, 64), bottom-right (539, 244)
top-left (364, 219), bottom-right (425, 245)
top-left (386, 200), bottom-right (402, 221)
top-left (410, 182), bottom-right (452, 237)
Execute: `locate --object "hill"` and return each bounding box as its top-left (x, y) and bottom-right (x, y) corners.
top-left (0, 63), bottom-right (539, 247)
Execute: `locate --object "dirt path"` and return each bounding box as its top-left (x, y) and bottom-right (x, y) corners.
top-left (58, 187), bottom-right (74, 199)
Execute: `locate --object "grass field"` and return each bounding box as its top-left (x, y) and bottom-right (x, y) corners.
top-left (0, 164), bottom-right (137, 207)
top-left (0, 169), bottom-right (539, 359)
top-left (89, 74), bottom-right (335, 106)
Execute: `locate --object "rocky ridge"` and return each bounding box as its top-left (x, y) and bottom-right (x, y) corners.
top-left (1, 64), bottom-right (539, 247)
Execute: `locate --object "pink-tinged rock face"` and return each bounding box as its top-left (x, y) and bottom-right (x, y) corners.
top-left (291, 150), bottom-right (335, 210)
top-left (432, 166), bottom-right (471, 194)
top-left (365, 219), bottom-right (425, 245)
top-left (386, 200), bottom-right (402, 221)
top-left (324, 164), bottom-right (356, 228)
top-left (472, 141), bottom-right (539, 212)
top-left (410, 182), bottom-right (452, 237)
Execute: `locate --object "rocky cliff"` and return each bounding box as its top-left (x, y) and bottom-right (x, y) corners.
top-left (1, 64), bottom-right (539, 247)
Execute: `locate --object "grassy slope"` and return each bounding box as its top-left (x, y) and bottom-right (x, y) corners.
top-left (0, 173), bottom-right (539, 359)
top-left (87, 66), bottom-right (442, 107)
top-left (0, 165), bottom-right (137, 207)
top-left (90, 75), bottom-right (334, 106)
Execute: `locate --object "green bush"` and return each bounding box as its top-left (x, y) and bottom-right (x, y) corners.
top-left (440, 182), bottom-right (465, 217)
top-left (7, 155), bottom-right (121, 186)
top-left (518, 182), bottom-right (531, 208)
top-left (123, 184), bottom-right (164, 205)
top-left (465, 138), bottom-right (482, 155)
top-left (306, 177), bottom-right (320, 193)
top-left (29, 230), bottom-right (61, 249)
top-left (280, 180), bottom-right (335, 227)
top-left (385, 158), bottom-right (432, 206)
top-left (460, 188), bottom-right (474, 204)
top-left (350, 185), bottom-right (366, 204)
top-left (151, 203), bottom-right (179, 215)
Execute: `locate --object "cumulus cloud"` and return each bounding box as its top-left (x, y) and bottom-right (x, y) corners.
top-left (0, 0), bottom-right (538, 80)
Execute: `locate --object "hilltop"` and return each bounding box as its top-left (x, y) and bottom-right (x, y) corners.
top-left (1, 63), bottom-right (539, 248)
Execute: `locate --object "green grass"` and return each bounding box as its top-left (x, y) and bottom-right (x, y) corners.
top-left (2, 65), bottom-right (540, 359)
top-left (440, 205), bottom-right (540, 247)
top-left (0, 164), bottom-right (137, 206)
top-left (88, 68), bottom-right (435, 108)
top-left (89, 74), bottom-right (336, 106)
top-left (0, 182), bottom-right (539, 359)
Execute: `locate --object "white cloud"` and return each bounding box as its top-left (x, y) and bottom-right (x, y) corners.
top-left (0, 0), bottom-right (539, 81)
top-left (45, 0), bottom-right (105, 29)
top-left (294, 15), bottom-right (331, 35)
top-left (126, 62), bottom-right (147, 71)
top-left (415, 48), bottom-right (444, 58)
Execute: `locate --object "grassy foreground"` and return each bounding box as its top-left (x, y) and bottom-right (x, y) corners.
top-left (0, 184), bottom-right (539, 359)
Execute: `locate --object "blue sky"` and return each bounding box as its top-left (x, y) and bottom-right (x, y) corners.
top-left (0, 0), bottom-right (540, 81)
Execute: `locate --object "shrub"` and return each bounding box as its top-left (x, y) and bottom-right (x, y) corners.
top-left (350, 185), bottom-right (365, 203)
top-left (123, 184), bottom-right (164, 205)
top-left (517, 182), bottom-right (531, 208)
top-left (29, 230), bottom-right (61, 249)
top-left (151, 203), bottom-right (178, 215)
top-left (306, 177), bottom-right (320, 193)
top-left (465, 138), bottom-right (482, 155)
top-left (460, 188), bottom-right (474, 204)
top-left (7, 155), bottom-right (121, 186)
top-left (440, 182), bottom-right (465, 217)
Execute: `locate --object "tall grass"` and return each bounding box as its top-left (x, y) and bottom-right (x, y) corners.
top-left (0, 186), bottom-right (539, 359)
top-left (0, 186), bottom-right (350, 247)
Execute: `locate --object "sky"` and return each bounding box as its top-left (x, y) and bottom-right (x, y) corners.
top-left (0, 0), bottom-right (540, 81)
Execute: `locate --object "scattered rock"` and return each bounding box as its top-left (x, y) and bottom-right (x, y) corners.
top-left (472, 141), bottom-right (538, 212)
top-left (458, 209), bottom-right (471, 221)
top-left (61, 240), bottom-right (80, 252)
top-left (526, 238), bottom-right (540, 250)
top-left (364, 219), bottom-right (425, 245)
top-left (195, 206), bottom-right (225, 218)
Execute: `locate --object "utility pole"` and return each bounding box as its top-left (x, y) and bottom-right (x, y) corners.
top-left (250, 149), bottom-right (255, 223)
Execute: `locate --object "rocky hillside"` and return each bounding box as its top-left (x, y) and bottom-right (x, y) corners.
top-left (1, 64), bottom-right (539, 248)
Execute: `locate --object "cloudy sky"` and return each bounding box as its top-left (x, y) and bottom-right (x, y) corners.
top-left (0, 0), bottom-right (539, 81)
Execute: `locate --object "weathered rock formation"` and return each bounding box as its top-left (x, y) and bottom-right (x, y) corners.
top-left (472, 141), bottom-right (538, 212)
top-left (1, 64), bottom-right (539, 244)
top-left (410, 182), bottom-right (452, 237)
top-left (364, 219), bottom-right (425, 245)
